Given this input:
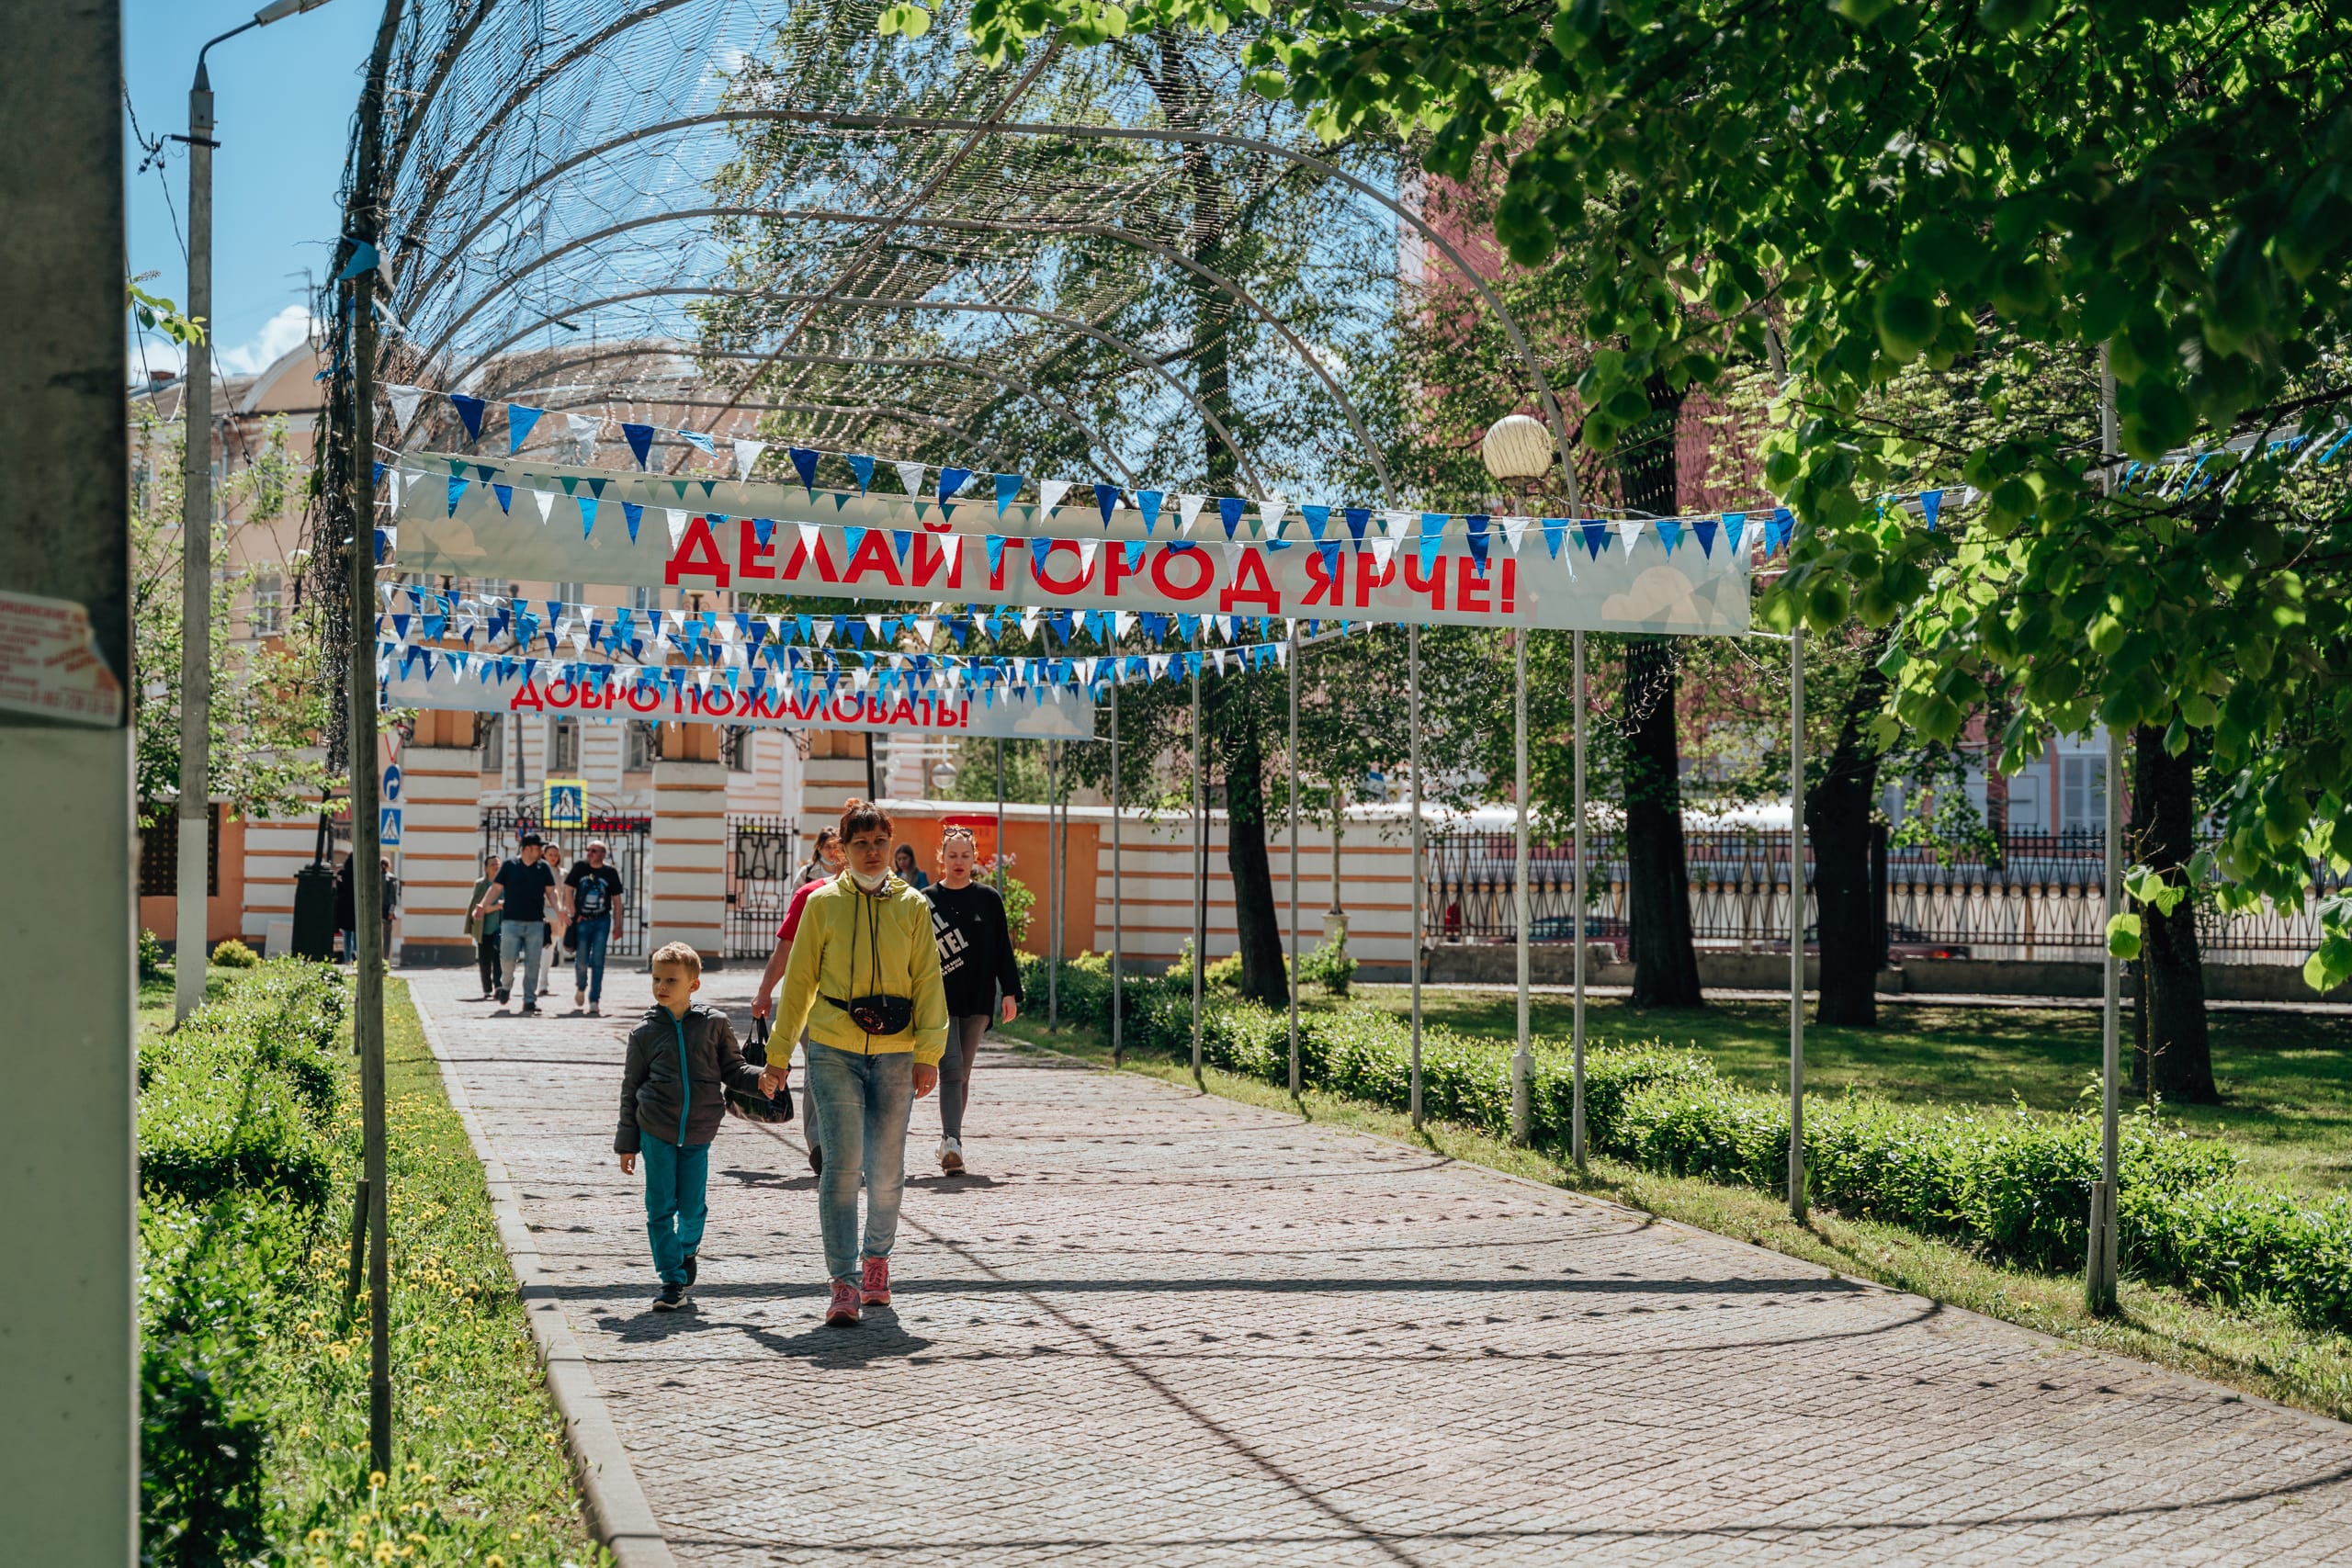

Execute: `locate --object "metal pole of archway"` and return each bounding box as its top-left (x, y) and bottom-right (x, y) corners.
top-left (2087, 347), bottom-right (2122, 1313)
top-left (994, 739), bottom-right (1006, 898)
top-left (1191, 637), bottom-right (1205, 1088)
top-left (1047, 739), bottom-right (1059, 1028)
top-left (1511, 630), bottom-right (1532, 1145)
top-left (1110, 679), bottom-right (1123, 1066)
top-left (1288, 619), bottom-right (1301, 1099)
top-left (1572, 630), bottom-right (1589, 1172)
top-left (1408, 624), bottom-right (1424, 1130)
top-left (1789, 625), bottom-right (1808, 1223)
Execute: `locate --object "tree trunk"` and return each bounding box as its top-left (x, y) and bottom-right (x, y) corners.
top-left (1806, 649), bottom-right (1890, 1028)
top-left (1618, 377), bottom-right (1702, 1007)
top-left (1219, 694), bottom-right (1290, 1009)
top-left (1622, 636), bottom-right (1703, 1006)
top-left (2130, 727), bottom-right (2217, 1103)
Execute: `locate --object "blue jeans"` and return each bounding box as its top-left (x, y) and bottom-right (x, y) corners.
top-left (571, 916), bottom-right (611, 1003)
top-left (498, 920), bottom-right (545, 1002)
top-left (804, 1043), bottom-right (914, 1282)
top-left (639, 1134), bottom-right (709, 1287)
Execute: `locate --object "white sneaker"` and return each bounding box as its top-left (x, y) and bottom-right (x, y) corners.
top-left (940, 1136), bottom-right (965, 1175)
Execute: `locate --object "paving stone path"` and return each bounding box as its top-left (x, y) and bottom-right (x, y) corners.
top-left (408, 968), bottom-right (2352, 1566)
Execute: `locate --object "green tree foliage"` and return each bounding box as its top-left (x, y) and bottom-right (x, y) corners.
top-left (132, 406), bottom-right (331, 818)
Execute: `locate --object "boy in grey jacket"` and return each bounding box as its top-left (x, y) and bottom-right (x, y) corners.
top-left (617, 942), bottom-right (779, 1310)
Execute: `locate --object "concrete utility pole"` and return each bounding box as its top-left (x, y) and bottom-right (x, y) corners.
top-left (1788, 625), bottom-right (1807, 1223)
top-left (2088, 346), bottom-right (2123, 1314)
top-left (1287, 618), bottom-right (1300, 1099)
top-left (0, 0), bottom-right (136, 1554)
top-left (175, 61), bottom-right (217, 1021)
top-left (175, 0), bottom-right (341, 1024)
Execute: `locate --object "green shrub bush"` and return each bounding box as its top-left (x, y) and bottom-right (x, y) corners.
top-left (140, 927), bottom-right (170, 983)
top-left (1023, 959), bottom-right (2352, 1333)
top-left (210, 937), bottom-right (260, 968)
top-left (137, 961), bottom-right (346, 1567)
top-left (1297, 931), bottom-right (1356, 996)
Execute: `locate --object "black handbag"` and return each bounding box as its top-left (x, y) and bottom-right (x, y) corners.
top-left (725, 1015), bottom-right (795, 1124)
top-left (830, 885), bottom-right (913, 1037)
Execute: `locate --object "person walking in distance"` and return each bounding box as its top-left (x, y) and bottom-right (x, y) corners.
top-left (923, 827), bottom-right (1023, 1175)
top-left (752, 867), bottom-right (833, 1177)
top-left (892, 843), bottom-right (930, 891)
top-left (539, 842), bottom-right (568, 998)
top-left (472, 832), bottom-right (557, 1013)
top-left (762, 800), bottom-right (947, 1326)
top-left (567, 839), bottom-right (625, 1016)
top-left (797, 828), bottom-right (845, 887)
top-left (616, 942), bottom-right (782, 1311)
top-left (466, 853), bottom-right (504, 999)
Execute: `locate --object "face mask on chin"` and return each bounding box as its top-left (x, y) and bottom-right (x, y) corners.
top-left (848, 867), bottom-right (889, 894)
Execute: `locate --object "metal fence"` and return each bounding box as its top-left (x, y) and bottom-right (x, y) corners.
top-left (1426, 828), bottom-right (2335, 964)
top-left (481, 804), bottom-right (650, 958)
top-left (727, 815), bottom-right (800, 961)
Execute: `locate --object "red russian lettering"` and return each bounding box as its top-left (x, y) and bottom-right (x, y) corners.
top-left (665, 516), bottom-right (732, 588)
top-left (843, 530), bottom-right (904, 587)
top-left (1302, 546), bottom-right (1341, 608)
top-left (910, 534), bottom-right (961, 590)
top-left (509, 681), bottom-right (547, 712)
top-left (1403, 548), bottom-right (1447, 610)
top-left (1104, 540), bottom-right (1139, 598)
top-left (1150, 545), bottom-right (1215, 603)
top-left (888, 697), bottom-right (918, 726)
top-left (1457, 554), bottom-right (1491, 614)
top-left (738, 518), bottom-right (777, 581)
top-left (1219, 547), bottom-right (1282, 615)
top-left (626, 682), bottom-right (662, 713)
top-left (1354, 550), bottom-right (1396, 608)
top-left (1502, 557), bottom-right (1517, 614)
top-left (1032, 539), bottom-right (1090, 596)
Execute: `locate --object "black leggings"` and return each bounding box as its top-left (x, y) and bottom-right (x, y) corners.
top-left (940, 1014), bottom-right (987, 1141)
top-left (476, 933), bottom-right (503, 995)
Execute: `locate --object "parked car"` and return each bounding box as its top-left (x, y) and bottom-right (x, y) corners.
top-left (1762, 922), bottom-right (1971, 960)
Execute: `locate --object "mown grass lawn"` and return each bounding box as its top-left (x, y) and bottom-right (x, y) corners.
top-left (1351, 985), bottom-right (2352, 1197)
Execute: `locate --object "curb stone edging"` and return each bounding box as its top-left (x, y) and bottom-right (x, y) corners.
top-left (405, 982), bottom-right (679, 1568)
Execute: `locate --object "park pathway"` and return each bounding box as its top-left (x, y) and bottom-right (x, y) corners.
top-left (407, 968), bottom-right (2352, 1566)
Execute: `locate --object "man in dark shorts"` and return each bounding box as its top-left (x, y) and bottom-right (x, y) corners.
top-left (472, 833), bottom-right (559, 1013)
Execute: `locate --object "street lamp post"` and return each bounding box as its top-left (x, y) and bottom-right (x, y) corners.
top-left (174, 0), bottom-right (340, 1023)
top-left (1481, 413), bottom-right (1553, 1145)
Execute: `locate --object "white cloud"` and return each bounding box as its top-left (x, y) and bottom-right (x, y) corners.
top-left (129, 304), bottom-right (322, 388)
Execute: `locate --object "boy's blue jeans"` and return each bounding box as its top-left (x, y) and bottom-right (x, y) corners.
top-left (571, 916), bottom-right (611, 1003)
top-left (639, 1134), bottom-right (709, 1287)
top-left (804, 1043), bottom-right (914, 1282)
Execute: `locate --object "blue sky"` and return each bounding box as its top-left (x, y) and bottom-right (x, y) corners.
top-left (125, 0), bottom-right (383, 383)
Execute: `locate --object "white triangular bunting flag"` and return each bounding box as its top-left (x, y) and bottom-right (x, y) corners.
top-left (1038, 479), bottom-right (1072, 516)
top-left (1258, 495), bottom-right (1288, 537)
top-left (1382, 509), bottom-right (1416, 538)
top-left (1178, 494), bottom-right (1207, 536)
top-left (384, 384), bottom-right (424, 436)
top-left (1370, 536), bottom-right (1398, 570)
top-left (1219, 541), bottom-right (1243, 574)
top-left (531, 488), bottom-right (555, 525)
top-left (667, 508), bottom-right (691, 547)
top-left (940, 534), bottom-right (963, 574)
top-left (1021, 606), bottom-right (1043, 637)
top-left (1114, 610), bottom-right (1136, 637)
top-left (894, 461), bottom-right (925, 499)
top-left (1500, 516), bottom-right (1531, 556)
top-left (732, 438), bottom-right (767, 481)
top-left (1078, 536), bottom-right (1101, 576)
top-left (797, 522), bottom-right (820, 558)
top-left (1616, 519), bottom-right (1646, 558)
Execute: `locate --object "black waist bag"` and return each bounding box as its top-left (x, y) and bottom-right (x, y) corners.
top-left (824, 994), bottom-right (913, 1036)
top-left (725, 1015), bottom-right (794, 1124)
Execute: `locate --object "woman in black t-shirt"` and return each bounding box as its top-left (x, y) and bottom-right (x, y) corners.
top-left (922, 827), bottom-right (1024, 1175)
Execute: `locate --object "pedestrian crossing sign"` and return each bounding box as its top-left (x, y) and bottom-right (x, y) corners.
top-left (544, 779), bottom-right (587, 829)
top-left (379, 807), bottom-right (402, 845)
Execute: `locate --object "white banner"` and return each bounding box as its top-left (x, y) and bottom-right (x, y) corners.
top-left (390, 457), bottom-right (1749, 637)
top-left (381, 661), bottom-right (1097, 740)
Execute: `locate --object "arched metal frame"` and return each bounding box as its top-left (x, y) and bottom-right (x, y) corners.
top-left (410, 203), bottom-right (1388, 503)
top-left (485, 342), bottom-right (1144, 484)
top-left (447, 285), bottom-right (1275, 498)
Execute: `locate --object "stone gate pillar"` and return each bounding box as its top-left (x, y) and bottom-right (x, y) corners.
top-left (399, 709), bottom-right (484, 968)
top-left (650, 722), bottom-right (728, 964)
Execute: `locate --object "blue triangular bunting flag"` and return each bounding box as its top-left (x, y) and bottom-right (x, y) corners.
top-left (791, 447), bottom-right (820, 494)
top-left (846, 454), bottom-right (875, 493)
top-left (450, 394), bottom-right (486, 441)
top-left (507, 404), bottom-right (543, 454)
top-left (621, 423), bottom-right (655, 469)
top-left (623, 501), bottom-right (643, 542)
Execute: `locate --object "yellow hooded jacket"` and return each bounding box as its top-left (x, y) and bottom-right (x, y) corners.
top-left (773, 873), bottom-right (950, 1066)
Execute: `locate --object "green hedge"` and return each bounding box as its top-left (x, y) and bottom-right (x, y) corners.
top-left (138, 961), bottom-right (346, 1568)
top-left (1028, 954), bottom-right (2352, 1333)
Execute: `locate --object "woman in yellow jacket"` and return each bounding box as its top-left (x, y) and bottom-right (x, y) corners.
top-left (759, 799), bottom-right (948, 1325)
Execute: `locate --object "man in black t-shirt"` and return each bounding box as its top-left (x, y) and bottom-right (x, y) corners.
top-left (565, 840), bottom-right (627, 1016)
top-left (473, 833), bottom-right (559, 1012)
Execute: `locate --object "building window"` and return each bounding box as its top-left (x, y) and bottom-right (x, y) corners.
top-left (548, 716), bottom-right (579, 774)
top-left (556, 581), bottom-right (584, 608)
top-left (137, 804), bottom-right (220, 897)
top-left (625, 720), bottom-right (659, 773)
top-left (2059, 753), bottom-right (2105, 834)
top-left (724, 727), bottom-right (752, 773)
top-left (478, 713), bottom-right (503, 774)
top-left (248, 570), bottom-right (283, 636)
top-left (630, 585), bottom-right (658, 612)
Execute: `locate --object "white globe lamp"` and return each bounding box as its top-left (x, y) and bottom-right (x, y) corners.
top-left (1480, 412), bottom-right (1555, 484)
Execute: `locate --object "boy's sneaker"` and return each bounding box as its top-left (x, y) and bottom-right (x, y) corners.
top-left (824, 1278), bottom-right (861, 1325)
top-left (652, 1282), bottom-right (689, 1312)
top-left (683, 1253), bottom-right (697, 1285)
top-left (940, 1137), bottom-right (966, 1176)
top-left (860, 1256), bottom-right (891, 1306)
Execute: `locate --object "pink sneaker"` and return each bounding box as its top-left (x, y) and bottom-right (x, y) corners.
top-left (860, 1256), bottom-right (891, 1306)
top-left (824, 1277), bottom-right (860, 1326)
